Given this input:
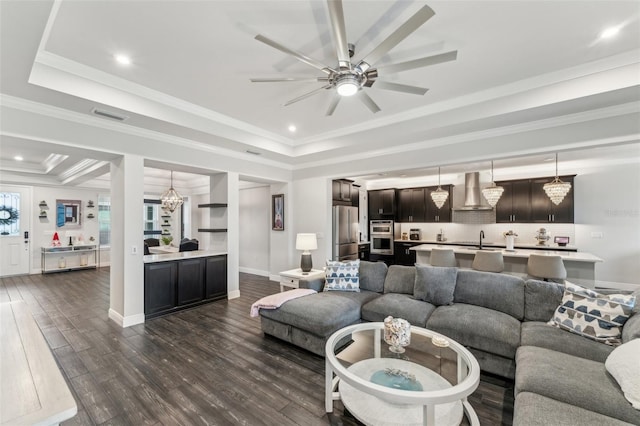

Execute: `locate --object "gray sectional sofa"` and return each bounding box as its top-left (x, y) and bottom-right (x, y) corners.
top-left (258, 261), bottom-right (640, 424)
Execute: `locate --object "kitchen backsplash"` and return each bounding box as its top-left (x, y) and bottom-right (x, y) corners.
top-left (399, 222), bottom-right (576, 247)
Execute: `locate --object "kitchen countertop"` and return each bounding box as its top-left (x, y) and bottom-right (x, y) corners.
top-left (143, 250), bottom-right (227, 263)
top-left (410, 244), bottom-right (602, 263)
top-left (396, 239), bottom-right (579, 251)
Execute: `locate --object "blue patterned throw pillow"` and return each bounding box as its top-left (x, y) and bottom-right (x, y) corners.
top-left (549, 282), bottom-right (636, 345)
top-left (324, 259), bottom-right (360, 292)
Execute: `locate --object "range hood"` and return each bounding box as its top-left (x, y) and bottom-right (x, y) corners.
top-left (454, 172), bottom-right (493, 211)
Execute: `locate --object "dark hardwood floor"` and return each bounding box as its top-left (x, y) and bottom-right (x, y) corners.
top-left (0, 269), bottom-right (514, 425)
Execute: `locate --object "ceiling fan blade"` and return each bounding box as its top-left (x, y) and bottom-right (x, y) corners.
top-left (284, 84), bottom-right (333, 106)
top-left (326, 94), bottom-right (341, 116)
top-left (357, 91), bottom-right (381, 113)
top-left (255, 34), bottom-right (335, 74)
top-left (357, 5), bottom-right (435, 72)
top-left (378, 51), bottom-right (458, 74)
top-left (250, 77), bottom-right (330, 83)
top-left (326, 0), bottom-right (351, 68)
top-left (373, 81), bottom-right (428, 96)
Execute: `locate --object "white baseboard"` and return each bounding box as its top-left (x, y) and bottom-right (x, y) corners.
top-left (228, 289), bottom-right (241, 299)
top-left (269, 274), bottom-right (280, 282)
top-left (239, 267), bottom-right (269, 277)
top-left (108, 308), bottom-right (145, 327)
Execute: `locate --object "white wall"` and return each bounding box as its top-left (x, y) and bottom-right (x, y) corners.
top-left (574, 162), bottom-right (640, 286)
top-left (239, 186), bottom-right (270, 276)
top-left (291, 177), bottom-right (332, 273)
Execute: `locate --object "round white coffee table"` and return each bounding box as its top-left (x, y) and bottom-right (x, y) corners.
top-left (325, 322), bottom-right (480, 426)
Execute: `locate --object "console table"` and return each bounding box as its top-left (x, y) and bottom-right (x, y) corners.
top-left (41, 245), bottom-right (98, 274)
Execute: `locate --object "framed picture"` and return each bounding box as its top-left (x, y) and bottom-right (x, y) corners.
top-left (272, 194), bottom-right (284, 231)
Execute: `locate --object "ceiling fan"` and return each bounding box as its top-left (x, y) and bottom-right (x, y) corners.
top-left (251, 1), bottom-right (457, 116)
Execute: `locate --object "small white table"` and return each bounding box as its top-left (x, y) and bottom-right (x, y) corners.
top-left (279, 268), bottom-right (325, 292)
top-left (148, 246), bottom-right (179, 254)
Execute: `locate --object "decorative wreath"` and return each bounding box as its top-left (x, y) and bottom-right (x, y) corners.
top-left (0, 205), bottom-right (19, 226)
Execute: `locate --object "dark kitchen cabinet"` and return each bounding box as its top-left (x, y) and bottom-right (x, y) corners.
top-left (177, 258), bottom-right (204, 306)
top-left (425, 185), bottom-right (452, 223)
top-left (144, 261), bottom-right (177, 315)
top-left (368, 189), bottom-right (396, 219)
top-left (397, 188), bottom-right (426, 222)
top-left (530, 176), bottom-right (574, 223)
top-left (144, 254), bottom-right (227, 319)
top-left (495, 179), bottom-right (532, 223)
top-left (358, 243), bottom-right (370, 261)
top-left (205, 254), bottom-right (227, 299)
top-left (333, 179), bottom-right (358, 207)
top-left (395, 242), bottom-right (420, 266)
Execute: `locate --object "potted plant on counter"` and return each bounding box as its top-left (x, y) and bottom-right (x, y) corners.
top-left (161, 236), bottom-right (173, 246)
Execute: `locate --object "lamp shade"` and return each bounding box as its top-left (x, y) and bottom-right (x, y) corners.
top-left (296, 233), bottom-right (317, 251)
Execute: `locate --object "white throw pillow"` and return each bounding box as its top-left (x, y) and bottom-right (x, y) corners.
top-left (605, 339), bottom-right (640, 410)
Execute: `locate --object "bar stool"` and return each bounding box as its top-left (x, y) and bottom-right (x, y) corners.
top-left (472, 250), bottom-right (504, 273)
top-left (430, 248), bottom-right (457, 267)
top-left (527, 254), bottom-right (567, 282)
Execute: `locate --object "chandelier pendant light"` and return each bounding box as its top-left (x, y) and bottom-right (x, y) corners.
top-left (543, 153), bottom-right (572, 205)
top-left (430, 167), bottom-right (449, 209)
top-left (481, 160), bottom-right (504, 207)
top-left (161, 170), bottom-right (184, 213)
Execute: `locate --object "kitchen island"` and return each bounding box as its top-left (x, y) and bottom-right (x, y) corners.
top-left (143, 250), bottom-right (227, 318)
top-left (411, 244), bottom-right (602, 287)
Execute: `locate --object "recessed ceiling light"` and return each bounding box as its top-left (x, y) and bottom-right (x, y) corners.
top-left (114, 54), bottom-right (131, 65)
top-left (14, 155), bottom-right (23, 161)
top-left (600, 26), bottom-right (620, 39)
top-left (288, 125), bottom-right (296, 132)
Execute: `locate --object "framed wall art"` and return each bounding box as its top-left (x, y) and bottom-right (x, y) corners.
top-left (272, 194), bottom-right (284, 231)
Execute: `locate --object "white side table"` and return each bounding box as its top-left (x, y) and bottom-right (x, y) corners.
top-left (279, 268), bottom-right (325, 292)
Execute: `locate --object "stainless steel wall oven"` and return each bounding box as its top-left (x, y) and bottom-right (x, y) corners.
top-left (370, 220), bottom-right (394, 255)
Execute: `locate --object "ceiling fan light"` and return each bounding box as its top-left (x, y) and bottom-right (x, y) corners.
top-left (336, 75), bottom-right (359, 96)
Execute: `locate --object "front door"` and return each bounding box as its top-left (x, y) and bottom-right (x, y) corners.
top-left (0, 186), bottom-right (31, 276)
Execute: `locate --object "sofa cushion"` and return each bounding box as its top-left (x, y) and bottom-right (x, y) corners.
top-left (413, 264), bottom-right (457, 306)
top-left (524, 279), bottom-right (564, 321)
top-left (605, 339), bottom-right (640, 409)
top-left (324, 259), bottom-right (360, 292)
top-left (622, 313), bottom-right (640, 343)
top-left (358, 260), bottom-right (387, 293)
top-left (259, 290), bottom-right (379, 337)
top-left (454, 269), bottom-right (525, 320)
top-left (520, 321), bottom-right (613, 363)
top-left (515, 346), bottom-right (640, 424)
top-left (383, 265), bottom-right (415, 295)
top-left (361, 293), bottom-right (436, 327)
top-left (427, 304), bottom-right (521, 359)
top-left (549, 282), bottom-right (636, 345)
top-left (513, 392), bottom-right (633, 426)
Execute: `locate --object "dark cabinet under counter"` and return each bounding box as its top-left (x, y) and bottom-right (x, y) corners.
top-left (144, 253), bottom-right (227, 319)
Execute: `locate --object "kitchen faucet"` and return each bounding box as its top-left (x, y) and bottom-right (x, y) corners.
top-left (479, 230), bottom-right (485, 250)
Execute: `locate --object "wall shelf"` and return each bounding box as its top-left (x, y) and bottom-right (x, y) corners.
top-left (197, 228), bottom-right (227, 233)
top-left (198, 203), bottom-right (228, 208)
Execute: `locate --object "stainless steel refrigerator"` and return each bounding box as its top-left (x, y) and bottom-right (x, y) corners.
top-left (332, 205), bottom-right (359, 261)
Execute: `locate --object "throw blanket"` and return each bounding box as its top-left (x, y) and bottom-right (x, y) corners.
top-left (250, 288), bottom-right (317, 317)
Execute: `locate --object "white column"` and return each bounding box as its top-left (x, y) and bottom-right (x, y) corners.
top-left (109, 155), bottom-right (145, 327)
top-left (227, 172), bottom-right (240, 299)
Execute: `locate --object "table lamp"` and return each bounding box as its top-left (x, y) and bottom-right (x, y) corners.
top-left (296, 233), bottom-right (317, 273)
